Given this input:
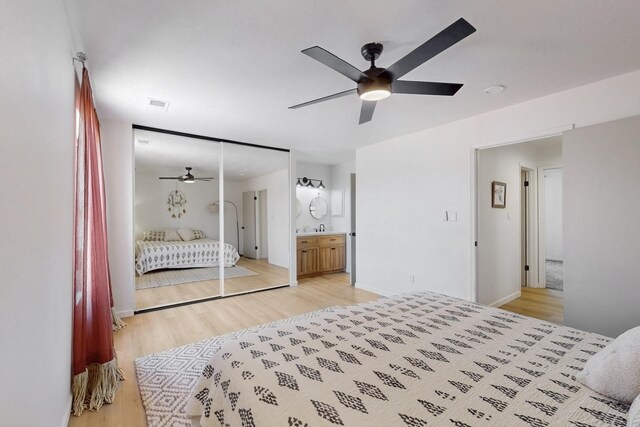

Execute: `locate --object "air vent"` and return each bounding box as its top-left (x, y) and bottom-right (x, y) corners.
top-left (146, 98), bottom-right (170, 112)
top-left (137, 139), bottom-right (150, 145)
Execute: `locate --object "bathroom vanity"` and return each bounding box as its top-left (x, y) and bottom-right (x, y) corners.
top-left (296, 233), bottom-right (346, 278)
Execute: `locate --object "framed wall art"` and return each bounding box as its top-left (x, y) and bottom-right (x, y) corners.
top-left (491, 181), bottom-right (506, 208)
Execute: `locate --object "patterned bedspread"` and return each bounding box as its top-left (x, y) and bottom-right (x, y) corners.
top-left (186, 292), bottom-right (630, 426)
top-left (135, 239), bottom-right (240, 276)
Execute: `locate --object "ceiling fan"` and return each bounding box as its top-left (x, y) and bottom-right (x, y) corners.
top-left (158, 167), bottom-right (214, 183)
top-left (289, 18), bottom-right (476, 124)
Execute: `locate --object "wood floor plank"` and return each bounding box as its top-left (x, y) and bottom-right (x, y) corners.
top-left (499, 287), bottom-right (564, 324)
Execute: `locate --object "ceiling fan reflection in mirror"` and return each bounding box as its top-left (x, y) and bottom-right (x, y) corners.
top-left (158, 167), bottom-right (214, 183)
top-left (289, 18), bottom-right (476, 124)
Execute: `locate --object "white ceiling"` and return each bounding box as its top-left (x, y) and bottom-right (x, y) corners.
top-left (65, 1), bottom-right (640, 164)
top-left (134, 129), bottom-right (289, 180)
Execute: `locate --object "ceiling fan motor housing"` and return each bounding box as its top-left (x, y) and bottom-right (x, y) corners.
top-left (357, 67), bottom-right (392, 99)
top-left (360, 42), bottom-right (384, 62)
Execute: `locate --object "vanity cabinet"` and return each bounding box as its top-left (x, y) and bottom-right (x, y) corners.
top-left (297, 234), bottom-right (346, 278)
top-left (297, 237), bottom-right (319, 276)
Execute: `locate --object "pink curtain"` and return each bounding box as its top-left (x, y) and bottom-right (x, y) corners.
top-left (71, 67), bottom-right (124, 416)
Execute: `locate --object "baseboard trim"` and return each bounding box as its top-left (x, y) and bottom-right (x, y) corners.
top-left (61, 394), bottom-right (72, 427)
top-left (117, 309), bottom-right (134, 319)
top-left (354, 283), bottom-right (391, 297)
top-left (488, 290), bottom-right (521, 308)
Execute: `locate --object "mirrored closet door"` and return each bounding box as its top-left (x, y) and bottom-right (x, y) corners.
top-left (133, 127), bottom-right (290, 311)
top-left (221, 142), bottom-right (290, 297)
top-left (134, 129), bottom-right (222, 310)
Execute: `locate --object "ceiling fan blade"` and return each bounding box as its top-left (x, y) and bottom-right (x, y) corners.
top-left (385, 18), bottom-right (476, 80)
top-left (289, 88), bottom-right (357, 109)
top-left (302, 46), bottom-right (367, 83)
top-left (194, 178), bottom-right (214, 181)
top-left (159, 177), bottom-right (179, 180)
top-left (393, 80), bottom-right (463, 96)
top-left (359, 101), bottom-right (377, 124)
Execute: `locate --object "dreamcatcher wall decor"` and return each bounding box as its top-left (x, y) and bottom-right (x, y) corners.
top-left (167, 185), bottom-right (187, 218)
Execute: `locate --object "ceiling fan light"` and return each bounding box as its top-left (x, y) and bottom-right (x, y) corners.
top-left (359, 89), bottom-right (391, 101)
top-left (183, 178), bottom-right (195, 184)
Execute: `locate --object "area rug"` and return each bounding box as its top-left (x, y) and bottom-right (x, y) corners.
top-left (134, 307), bottom-right (337, 427)
top-left (546, 259), bottom-right (564, 291)
top-left (135, 266), bottom-right (258, 290)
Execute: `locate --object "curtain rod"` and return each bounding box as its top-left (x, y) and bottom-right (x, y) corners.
top-left (73, 51), bottom-right (87, 66)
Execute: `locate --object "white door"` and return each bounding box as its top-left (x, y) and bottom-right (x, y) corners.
top-left (242, 191), bottom-right (258, 259)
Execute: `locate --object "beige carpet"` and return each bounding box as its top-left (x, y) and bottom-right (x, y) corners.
top-left (135, 266), bottom-right (258, 290)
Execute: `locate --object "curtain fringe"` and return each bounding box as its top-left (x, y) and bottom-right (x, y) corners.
top-left (71, 356), bottom-right (125, 416)
top-left (111, 307), bottom-right (127, 331)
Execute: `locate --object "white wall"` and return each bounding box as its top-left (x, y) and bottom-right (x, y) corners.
top-left (102, 121), bottom-right (135, 317)
top-left (544, 169), bottom-right (563, 261)
top-left (135, 168), bottom-right (220, 241)
top-left (477, 140), bottom-right (562, 306)
top-left (296, 161), bottom-right (332, 231)
top-left (563, 116), bottom-right (640, 337)
top-left (0, 1), bottom-right (75, 425)
top-left (330, 160), bottom-right (356, 273)
top-left (356, 68), bottom-right (640, 304)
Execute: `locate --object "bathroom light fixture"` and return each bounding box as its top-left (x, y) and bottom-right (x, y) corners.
top-left (296, 177), bottom-right (326, 189)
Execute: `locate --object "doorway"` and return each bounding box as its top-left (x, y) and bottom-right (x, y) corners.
top-left (475, 135), bottom-right (564, 323)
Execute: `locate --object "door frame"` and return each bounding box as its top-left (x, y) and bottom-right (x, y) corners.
top-left (470, 125), bottom-right (572, 302)
top-left (349, 172), bottom-right (356, 286)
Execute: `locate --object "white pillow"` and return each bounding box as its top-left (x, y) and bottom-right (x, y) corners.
top-left (629, 394), bottom-right (640, 427)
top-left (576, 326), bottom-right (640, 404)
top-left (164, 228), bottom-right (182, 241)
top-left (177, 228), bottom-right (195, 242)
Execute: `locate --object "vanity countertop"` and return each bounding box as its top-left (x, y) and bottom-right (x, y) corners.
top-left (296, 231), bottom-right (346, 237)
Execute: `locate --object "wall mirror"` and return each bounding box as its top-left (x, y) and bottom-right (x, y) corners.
top-left (309, 196), bottom-right (328, 219)
top-left (296, 199), bottom-right (302, 217)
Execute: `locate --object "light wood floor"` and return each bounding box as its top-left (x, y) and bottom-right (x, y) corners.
top-left (69, 273), bottom-right (378, 427)
top-left (499, 287), bottom-right (564, 324)
top-left (135, 258), bottom-right (289, 310)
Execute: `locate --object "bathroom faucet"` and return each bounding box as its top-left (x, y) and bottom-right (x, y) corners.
top-left (319, 224), bottom-right (326, 232)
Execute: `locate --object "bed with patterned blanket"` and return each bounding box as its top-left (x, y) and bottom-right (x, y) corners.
top-left (135, 239), bottom-right (240, 276)
top-left (186, 291), bottom-right (631, 426)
